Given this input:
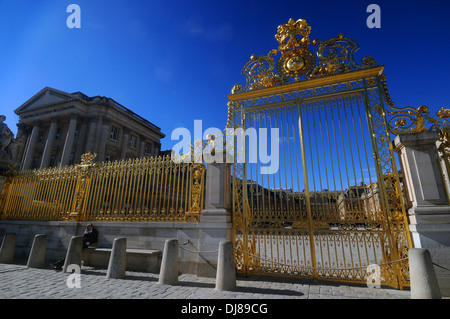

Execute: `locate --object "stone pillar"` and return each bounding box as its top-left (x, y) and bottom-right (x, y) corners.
top-left (215, 240), bottom-right (236, 291)
top-left (394, 131), bottom-right (450, 297)
top-left (27, 234), bottom-right (47, 268)
top-left (60, 114), bottom-right (78, 167)
top-left (138, 137), bottom-right (146, 158)
top-left (62, 236), bottom-right (83, 273)
top-left (97, 118), bottom-right (110, 162)
top-left (106, 237), bottom-right (127, 279)
top-left (74, 117), bottom-right (88, 163)
top-left (22, 121), bottom-right (40, 170)
top-left (84, 117), bottom-right (98, 154)
top-left (120, 128), bottom-right (130, 160)
top-left (40, 117), bottom-right (58, 168)
top-left (196, 151), bottom-right (232, 277)
top-left (0, 233), bottom-right (16, 263)
top-left (158, 238), bottom-right (179, 285)
top-left (13, 123), bottom-right (27, 163)
top-left (409, 248), bottom-right (442, 299)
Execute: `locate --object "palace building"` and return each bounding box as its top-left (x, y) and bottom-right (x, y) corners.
top-left (13, 87), bottom-right (165, 170)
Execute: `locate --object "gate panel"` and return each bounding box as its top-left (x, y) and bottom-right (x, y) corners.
top-left (228, 18), bottom-right (412, 289)
top-left (232, 85), bottom-right (410, 287)
top-left (299, 92), bottom-right (389, 283)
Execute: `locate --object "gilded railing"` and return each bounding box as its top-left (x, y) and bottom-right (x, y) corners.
top-left (0, 153), bottom-right (206, 222)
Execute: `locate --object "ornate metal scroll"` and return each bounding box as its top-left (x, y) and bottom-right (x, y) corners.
top-left (232, 49), bottom-right (283, 94)
top-left (275, 18), bottom-right (316, 82)
top-left (186, 163), bottom-right (205, 222)
top-left (231, 18), bottom-right (378, 94)
top-left (380, 74), bottom-right (449, 136)
top-left (311, 33), bottom-right (377, 78)
top-left (68, 152), bottom-right (98, 221)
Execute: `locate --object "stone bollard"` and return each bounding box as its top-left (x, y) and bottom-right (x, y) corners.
top-left (158, 238), bottom-right (179, 285)
top-left (215, 240), bottom-right (236, 291)
top-left (0, 233), bottom-right (16, 264)
top-left (409, 248), bottom-right (442, 299)
top-left (106, 237), bottom-right (127, 279)
top-left (27, 234), bottom-right (47, 268)
top-left (62, 236), bottom-right (83, 273)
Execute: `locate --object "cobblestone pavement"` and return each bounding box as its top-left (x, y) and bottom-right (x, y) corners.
top-left (0, 263), bottom-right (410, 300)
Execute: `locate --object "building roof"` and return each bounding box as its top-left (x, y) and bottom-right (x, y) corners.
top-left (15, 87), bottom-right (165, 138)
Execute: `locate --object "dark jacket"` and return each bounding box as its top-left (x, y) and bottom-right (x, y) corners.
top-left (83, 228), bottom-right (98, 247)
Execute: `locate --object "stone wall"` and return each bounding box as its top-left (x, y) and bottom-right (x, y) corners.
top-left (0, 217), bottom-right (231, 277)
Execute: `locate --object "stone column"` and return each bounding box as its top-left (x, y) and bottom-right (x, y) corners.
top-left (93, 116), bottom-right (103, 154)
top-left (393, 131), bottom-right (450, 297)
top-left (196, 151), bottom-right (232, 277)
top-left (97, 118), bottom-right (110, 162)
top-left (22, 121), bottom-right (40, 171)
top-left (40, 117), bottom-right (58, 168)
top-left (120, 128), bottom-right (130, 160)
top-left (138, 136), bottom-right (146, 158)
top-left (60, 114), bottom-right (78, 167)
top-left (74, 117), bottom-right (88, 163)
top-left (13, 123), bottom-right (27, 163)
top-left (84, 117), bottom-right (98, 154)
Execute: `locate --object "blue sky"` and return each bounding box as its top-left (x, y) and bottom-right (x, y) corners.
top-left (0, 0), bottom-right (449, 152)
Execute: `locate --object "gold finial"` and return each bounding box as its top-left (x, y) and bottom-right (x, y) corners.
top-left (437, 107), bottom-right (450, 119)
top-left (274, 18), bottom-right (315, 81)
top-left (80, 152), bottom-right (97, 166)
top-left (275, 18), bottom-right (311, 53)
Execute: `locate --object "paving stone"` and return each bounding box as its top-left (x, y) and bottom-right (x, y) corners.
top-left (0, 263), bottom-right (414, 300)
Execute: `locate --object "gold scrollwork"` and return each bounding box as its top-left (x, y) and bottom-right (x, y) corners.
top-left (275, 18), bottom-right (316, 82)
top-left (381, 74), bottom-right (448, 135)
top-left (69, 152), bottom-right (98, 221)
top-left (231, 18), bottom-right (380, 94)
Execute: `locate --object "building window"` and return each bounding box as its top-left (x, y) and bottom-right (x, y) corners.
top-left (110, 126), bottom-right (119, 141)
top-left (129, 135), bottom-right (136, 149)
top-left (144, 142), bottom-right (152, 155)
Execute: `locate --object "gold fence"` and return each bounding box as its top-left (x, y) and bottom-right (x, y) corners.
top-left (0, 153), bottom-right (206, 222)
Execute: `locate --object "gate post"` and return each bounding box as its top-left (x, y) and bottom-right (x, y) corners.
top-left (394, 131), bottom-right (450, 296)
top-left (68, 152), bottom-right (97, 221)
top-left (196, 150), bottom-right (232, 277)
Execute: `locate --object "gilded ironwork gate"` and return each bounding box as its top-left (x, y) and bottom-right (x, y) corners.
top-left (227, 19), bottom-right (412, 289)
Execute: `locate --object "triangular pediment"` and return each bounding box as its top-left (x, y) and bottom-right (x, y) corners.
top-left (14, 87), bottom-right (74, 114)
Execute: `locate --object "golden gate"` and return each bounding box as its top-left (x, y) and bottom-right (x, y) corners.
top-left (227, 19), bottom-right (412, 289)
